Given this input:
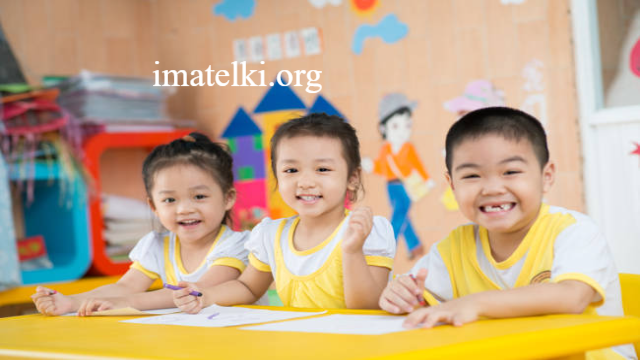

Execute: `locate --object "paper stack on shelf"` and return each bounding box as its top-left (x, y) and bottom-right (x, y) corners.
top-left (55, 70), bottom-right (193, 132)
top-left (101, 194), bottom-right (157, 260)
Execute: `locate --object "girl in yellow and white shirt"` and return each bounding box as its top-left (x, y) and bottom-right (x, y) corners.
top-left (129, 225), bottom-right (248, 287)
top-left (32, 133), bottom-right (249, 316)
top-left (245, 211), bottom-right (394, 308)
top-left (173, 114), bottom-right (396, 312)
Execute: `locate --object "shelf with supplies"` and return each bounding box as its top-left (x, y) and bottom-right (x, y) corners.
top-left (8, 158), bottom-right (91, 285)
top-left (82, 130), bottom-right (192, 276)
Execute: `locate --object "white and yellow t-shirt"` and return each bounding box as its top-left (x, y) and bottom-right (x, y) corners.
top-left (410, 204), bottom-right (635, 360)
top-left (129, 225), bottom-right (249, 285)
top-left (246, 212), bottom-right (396, 309)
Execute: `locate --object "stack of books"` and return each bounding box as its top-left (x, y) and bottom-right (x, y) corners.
top-left (56, 70), bottom-right (191, 132)
top-left (101, 194), bottom-right (157, 260)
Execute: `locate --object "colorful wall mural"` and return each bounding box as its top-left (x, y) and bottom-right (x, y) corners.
top-left (1, 0), bottom-right (589, 273)
top-left (362, 93), bottom-right (433, 259)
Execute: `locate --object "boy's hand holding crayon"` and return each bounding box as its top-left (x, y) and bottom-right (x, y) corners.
top-left (379, 268), bottom-right (428, 314)
top-left (341, 207), bottom-right (373, 254)
top-left (403, 294), bottom-right (480, 328)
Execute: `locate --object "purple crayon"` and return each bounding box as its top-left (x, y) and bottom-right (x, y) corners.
top-left (163, 283), bottom-right (203, 297)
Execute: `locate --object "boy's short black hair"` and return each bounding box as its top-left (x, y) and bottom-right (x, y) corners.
top-left (445, 106), bottom-right (549, 173)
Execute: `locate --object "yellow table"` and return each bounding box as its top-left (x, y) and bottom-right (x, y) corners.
top-left (0, 277), bottom-right (122, 308)
top-left (0, 277), bottom-right (163, 316)
top-left (1, 308), bottom-right (639, 360)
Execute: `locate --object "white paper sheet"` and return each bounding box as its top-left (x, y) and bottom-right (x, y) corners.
top-left (121, 305), bottom-right (326, 327)
top-left (242, 314), bottom-right (411, 335)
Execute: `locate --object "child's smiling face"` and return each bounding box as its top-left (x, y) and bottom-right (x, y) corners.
top-left (446, 134), bottom-right (555, 243)
top-left (274, 135), bottom-right (355, 221)
top-left (149, 164), bottom-right (234, 245)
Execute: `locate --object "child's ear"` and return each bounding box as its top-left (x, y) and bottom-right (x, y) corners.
top-left (347, 169), bottom-right (361, 192)
top-left (541, 161), bottom-right (556, 193)
top-left (147, 197), bottom-right (158, 213)
top-left (444, 171), bottom-right (454, 190)
top-left (224, 189), bottom-right (237, 211)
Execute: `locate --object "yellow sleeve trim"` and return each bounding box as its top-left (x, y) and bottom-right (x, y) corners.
top-left (210, 257), bottom-right (246, 272)
top-left (248, 253), bottom-right (271, 272)
top-left (365, 255), bottom-right (394, 269)
top-left (552, 272), bottom-right (606, 307)
top-left (422, 289), bottom-right (441, 306)
top-left (130, 261), bottom-right (160, 280)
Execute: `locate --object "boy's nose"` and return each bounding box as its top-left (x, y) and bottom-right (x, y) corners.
top-left (481, 177), bottom-right (506, 195)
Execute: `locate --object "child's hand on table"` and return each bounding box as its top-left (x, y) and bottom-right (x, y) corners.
top-left (172, 281), bottom-right (204, 314)
top-left (379, 268), bottom-right (428, 314)
top-left (76, 297), bottom-right (128, 316)
top-left (403, 295), bottom-right (480, 328)
top-left (31, 286), bottom-right (78, 316)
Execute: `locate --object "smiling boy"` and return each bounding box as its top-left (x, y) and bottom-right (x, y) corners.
top-left (379, 107), bottom-right (635, 360)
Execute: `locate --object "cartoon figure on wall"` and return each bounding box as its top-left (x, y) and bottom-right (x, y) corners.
top-left (443, 80), bottom-right (505, 211)
top-left (362, 93), bottom-right (434, 259)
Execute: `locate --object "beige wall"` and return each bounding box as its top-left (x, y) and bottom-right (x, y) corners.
top-left (0, 0), bottom-right (584, 272)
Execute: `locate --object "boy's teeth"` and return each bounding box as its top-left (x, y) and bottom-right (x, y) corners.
top-left (483, 203), bottom-right (513, 212)
top-left (181, 220), bottom-right (198, 224)
top-left (300, 196), bottom-right (318, 201)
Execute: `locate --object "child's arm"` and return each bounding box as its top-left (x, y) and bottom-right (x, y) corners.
top-left (342, 253), bottom-right (390, 309)
top-left (404, 280), bottom-right (596, 328)
top-left (31, 268), bottom-right (154, 316)
top-left (76, 265), bottom-right (243, 316)
top-left (341, 207), bottom-right (390, 309)
top-left (172, 264), bottom-right (274, 313)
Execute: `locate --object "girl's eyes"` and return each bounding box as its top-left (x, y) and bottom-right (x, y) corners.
top-left (461, 174), bottom-right (479, 179)
top-left (504, 170), bottom-right (522, 176)
top-left (161, 195), bottom-right (208, 202)
top-left (281, 167), bottom-right (332, 173)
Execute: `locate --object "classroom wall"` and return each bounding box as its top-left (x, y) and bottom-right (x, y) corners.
top-left (0, 0), bottom-right (157, 205)
top-left (0, 0), bottom-right (583, 273)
